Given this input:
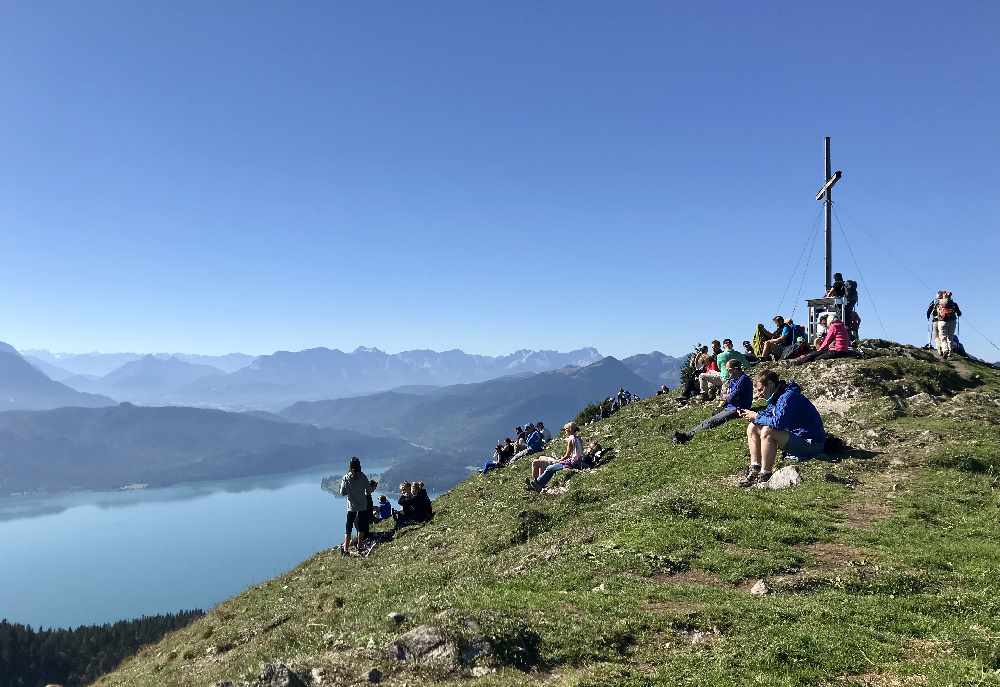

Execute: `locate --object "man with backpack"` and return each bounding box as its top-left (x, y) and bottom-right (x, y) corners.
top-left (844, 279), bottom-right (859, 337)
top-left (760, 316), bottom-right (793, 361)
top-left (926, 290), bottom-right (962, 359)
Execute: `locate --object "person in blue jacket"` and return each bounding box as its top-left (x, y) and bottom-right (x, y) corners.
top-left (673, 358), bottom-right (752, 445)
top-left (509, 425), bottom-right (545, 464)
top-left (736, 370), bottom-right (825, 487)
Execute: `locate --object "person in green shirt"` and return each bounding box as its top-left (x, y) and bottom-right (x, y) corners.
top-left (716, 339), bottom-right (750, 382)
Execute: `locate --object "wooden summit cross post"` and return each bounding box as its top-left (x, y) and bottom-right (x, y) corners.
top-left (805, 137), bottom-right (844, 341)
top-left (815, 136), bottom-right (843, 291)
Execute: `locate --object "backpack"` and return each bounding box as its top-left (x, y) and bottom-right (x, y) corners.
top-left (824, 434), bottom-right (847, 455)
top-left (791, 324), bottom-right (806, 342)
top-left (936, 300), bottom-right (955, 320)
top-left (845, 280), bottom-right (858, 306)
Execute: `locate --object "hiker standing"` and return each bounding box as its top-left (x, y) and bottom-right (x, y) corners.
top-left (926, 290), bottom-right (962, 359)
top-left (338, 456), bottom-right (370, 554)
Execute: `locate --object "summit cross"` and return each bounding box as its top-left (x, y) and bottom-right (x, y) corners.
top-left (815, 136), bottom-right (843, 291)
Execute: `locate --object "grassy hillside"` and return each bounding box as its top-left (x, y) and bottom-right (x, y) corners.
top-left (96, 343), bottom-right (1000, 686)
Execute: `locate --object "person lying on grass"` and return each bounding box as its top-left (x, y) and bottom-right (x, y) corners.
top-left (526, 422), bottom-right (584, 492)
top-left (673, 358), bottom-right (752, 445)
top-left (735, 370), bottom-right (825, 488)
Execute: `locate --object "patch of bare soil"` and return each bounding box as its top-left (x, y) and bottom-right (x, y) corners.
top-left (836, 441), bottom-right (920, 530)
top-left (798, 542), bottom-right (867, 572)
top-left (831, 673), bottom-right (928, 686)
top-left (640, 600), bottom-right (706, 616)
top-left (651, 569), bottom-right (728, 588)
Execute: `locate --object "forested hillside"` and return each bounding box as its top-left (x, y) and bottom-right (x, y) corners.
top-left (0, 611), bottom-right (202, 687)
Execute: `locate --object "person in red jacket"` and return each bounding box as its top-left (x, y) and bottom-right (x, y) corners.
top-left (791, 316), bottom-right (860, 366)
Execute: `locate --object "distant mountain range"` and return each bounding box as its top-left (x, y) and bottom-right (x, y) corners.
top-left (64, 355), bottom-right (225, 404)
top-left (622, 352), bottom-right (687, 387)
top-left (15, 343), bottom-right (685, 411)
top-left (164, 346), bottom-right (607, 409)
top-left (22, 350), bottom-right (256, 379)
top-left (0, 343), bottom-right (115, 411)
top-left (284, 356), bottom-right (656, 489)
top-left (0, 339), bottom-right (680, 493)
top-left (0, 403), bottom-right (435, 495)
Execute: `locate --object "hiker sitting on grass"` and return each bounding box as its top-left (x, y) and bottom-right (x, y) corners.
top-left (760, 316), bottom-right (793, 361)
top-left (373, 494), bottom-right (393, 522)
top-left (674, 358), bottom-right (752, 445)
top-left (680, 345), bottom-right (711, 400)
top-left (742, 340), bottom-right (759, 364)
top-left (718, 339), bottom-right (750, 378)
top-left (392, 481), bottom-right (414, 529)
top-left (366, 479), bottom-right (378, 520)
top-left (736, 370), bottom-right (826, 487)
top-left (697, 354), bottom-right (722, 399)
top-left (393, 481), bottom-right (433, 530)
top-left (509, 425), bottom-right (545, 464)
top-left (526, 422), bottom-right (584, 492)
top-left (481, 437), bottom-right (515, 474)
top-left (813, 313), bottom-right (830, 348)
top-left (791, 315), bottom-right (860, 365)
top-left (338, 456), bottom-right (370, 554)
top-left (537, 421), bottom-right (552, 443)
top-left (582, 440), bottom-right (611, 468)
top-left (412, 481), bottom-right (434, 522)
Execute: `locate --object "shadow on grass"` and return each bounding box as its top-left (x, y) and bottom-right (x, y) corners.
top-left (490, 627), bottom-right (545, 671)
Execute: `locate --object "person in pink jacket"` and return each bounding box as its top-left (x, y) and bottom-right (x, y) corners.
top-left (791, 316), bottom-right (860, 365)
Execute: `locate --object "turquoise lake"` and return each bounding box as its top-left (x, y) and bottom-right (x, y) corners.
top-left (0, 461), bottom-right (395, 629)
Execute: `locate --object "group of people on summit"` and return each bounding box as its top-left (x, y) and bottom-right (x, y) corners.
top-left (673, 343), bottom-right (827, 487)
top-left (332, 283), bottom-right (969, 549)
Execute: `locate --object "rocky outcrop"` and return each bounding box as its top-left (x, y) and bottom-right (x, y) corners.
top-left (215, 662), bottom-right (308, 687)
top-left (388, 625), bottom-right (458, 664)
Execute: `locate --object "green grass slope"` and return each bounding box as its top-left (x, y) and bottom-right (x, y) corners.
top-left (96, 343), bottom-right (1000, 686)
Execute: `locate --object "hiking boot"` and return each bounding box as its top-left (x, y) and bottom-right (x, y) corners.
top-left (737, 466), bottom-right (761, 488)
top-left (673, 431), bottom-right (692, 445)
top-left (525, 478), bottom-right (540, 492)
top-left (756, 471), bottom-right (773, 486)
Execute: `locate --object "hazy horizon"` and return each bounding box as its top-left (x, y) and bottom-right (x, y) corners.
top-left (18, 343), bottom-right (682, 361)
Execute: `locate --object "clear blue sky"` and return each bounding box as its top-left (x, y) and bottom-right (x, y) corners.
top-left (2, 2), bottom-right (998, 359)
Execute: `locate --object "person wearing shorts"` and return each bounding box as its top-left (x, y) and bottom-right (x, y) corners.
top-left (736, 370), bottom-right (825, 487)
top-left (338, 456), bottom-right (370, 553)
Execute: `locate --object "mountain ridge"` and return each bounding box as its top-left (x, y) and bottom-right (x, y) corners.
top-left (0, 344), bottom-right (115, 411)
top-left (0, 403), bottom-right (438, 495)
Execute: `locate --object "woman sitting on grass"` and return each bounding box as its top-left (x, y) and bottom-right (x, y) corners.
top-left (526, 422), bottom-right (584, 492)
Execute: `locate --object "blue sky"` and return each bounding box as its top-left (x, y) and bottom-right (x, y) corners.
top-left (1, 2), bottom-right (998, 359)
